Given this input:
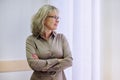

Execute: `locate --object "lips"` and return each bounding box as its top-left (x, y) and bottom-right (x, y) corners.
top-left (54, 24), bottom-right (58, 26)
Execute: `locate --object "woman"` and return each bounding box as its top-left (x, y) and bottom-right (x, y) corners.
top-left (26, 4), bottom-right (73, 80)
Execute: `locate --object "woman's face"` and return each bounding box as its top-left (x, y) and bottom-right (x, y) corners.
top-left (44, 10), bottom-right (59, 31)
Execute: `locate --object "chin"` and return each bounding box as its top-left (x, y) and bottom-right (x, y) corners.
top-left (53, 27), bottom-right (57, 30)
top-left (53, 28), bottom-right (57, 30)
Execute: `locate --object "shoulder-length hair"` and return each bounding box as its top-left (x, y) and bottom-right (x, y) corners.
top-left (31, 4), bottom-right (59, 37)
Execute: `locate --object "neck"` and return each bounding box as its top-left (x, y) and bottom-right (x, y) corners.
top-left (44, 30), bottom-right (52, 39)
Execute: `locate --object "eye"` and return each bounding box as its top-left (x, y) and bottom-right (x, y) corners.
top-left (47, 16), bottom-right (59, 20)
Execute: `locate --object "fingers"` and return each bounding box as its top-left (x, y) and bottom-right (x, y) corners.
top-left (32, 54), bottom-right (39, 59)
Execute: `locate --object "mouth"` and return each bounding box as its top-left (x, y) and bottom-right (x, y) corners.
top-left (54, 24), bottom-right (58, 26)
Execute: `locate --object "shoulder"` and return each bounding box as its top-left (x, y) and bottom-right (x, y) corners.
top-left (56, 33), bottom-right (67, 40)
top-left (26, 35), bottom-right (36, 42)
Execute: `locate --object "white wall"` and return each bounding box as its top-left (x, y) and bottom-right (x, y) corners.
top-left (111, 1), bottom-right (120, 80)
top-left (73, 0), bottom-right (101, 80)
top-left (101, 0), bottom-right (112, 80)
top-left (0, 0), bottom-right (47, 60)
top-left (101, 0), bottom-right (120, 80)
top-left (73, 0), bottom-right (93, 80)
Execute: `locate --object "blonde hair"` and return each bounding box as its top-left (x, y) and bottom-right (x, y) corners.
top-left (31, 4), bottom-right (58, 37)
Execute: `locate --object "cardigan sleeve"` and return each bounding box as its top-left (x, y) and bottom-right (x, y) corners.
top-left (47, 34), bottom-right (73, 72)
top-left (26, 36), bottom-right (59, 71)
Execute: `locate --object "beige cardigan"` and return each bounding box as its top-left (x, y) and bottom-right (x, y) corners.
top-left (26, 32), bottom-right (73, 80)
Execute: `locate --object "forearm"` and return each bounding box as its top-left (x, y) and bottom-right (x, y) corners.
top-left (47, 57), bottom-right (73, 72)
top-left (27, 58), bottom-right (59, 71)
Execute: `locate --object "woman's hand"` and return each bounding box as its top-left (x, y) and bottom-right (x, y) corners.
top-left (58, 59), bottom-right (62, 62)
top-left (32, 54), bottom-right (39, 59)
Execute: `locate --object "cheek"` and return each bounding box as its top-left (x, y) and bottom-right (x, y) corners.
top-left (47, 20), bottom-right (55, 26)
top-left (44, 22), bottom-right (53, 29)
top-left (44, 18), bottom-right (56, 28)
top-left (48, 19), bottom-right (54, 23)
top-left (45, 19), bottom-right (53, 24)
